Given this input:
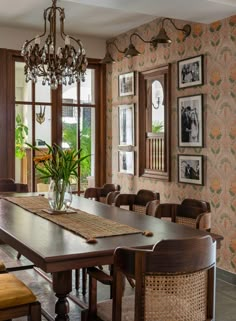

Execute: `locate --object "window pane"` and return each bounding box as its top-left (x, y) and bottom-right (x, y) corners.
top-left (80, 107), bottom-right (95, 189)
top-left (152, 80), bottom-right (164, 133)
top-left (62, 83), bottom-right (77, 103)
top-left (62, 106), bottom-right (95, 192)
top-left (80, 69), bottom-right (95, 104)
top-left (35, 78), bottom-right (51, 102)
top-left (35, 105), bottom-right (51, 147)
top-left (15, 104), bottom-right (32, 188)
top-left (15, 62), bottom-right (32, 101)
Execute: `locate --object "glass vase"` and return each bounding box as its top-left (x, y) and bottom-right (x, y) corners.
top-left (48, 179), bottom-right (72, 212)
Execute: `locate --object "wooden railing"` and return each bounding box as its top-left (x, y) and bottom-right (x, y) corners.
top-left (146, 132), bottom-right (165, 171)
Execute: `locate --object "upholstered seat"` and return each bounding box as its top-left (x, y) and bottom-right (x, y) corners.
top-left (82, 235), bottom-right (216, 321)
top-left (0, 273), bottom-right (41, 321)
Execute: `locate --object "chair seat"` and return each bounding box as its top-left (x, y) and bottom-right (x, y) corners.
top-left (0, 273), bottom-right (37, 309)
top-left (0, 261), bottom-right (6, 272)
top-left (97, 295), bottom-right (134, 321)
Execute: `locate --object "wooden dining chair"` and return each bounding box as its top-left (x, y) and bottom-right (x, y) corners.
top-left (155, 198), bottom-right (212, 231)
top-left (0, 178), bottom-right (28, 193)
top-left (84, 184), bottom-right (120, 203)
top-left (0, 266), bottom-right (41, 321)
top-left (82, 235), bottom-right (216, 321)
top-left (114, 189), bottom-right (160, 214)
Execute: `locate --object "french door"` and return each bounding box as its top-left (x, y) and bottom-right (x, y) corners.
top-left (0, 50), bottom-right (106, 192)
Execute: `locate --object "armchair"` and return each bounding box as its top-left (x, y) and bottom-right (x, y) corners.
top-left (82, 235), bottom-right (216, 321)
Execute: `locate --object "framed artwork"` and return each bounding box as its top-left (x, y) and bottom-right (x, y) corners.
top-left (118, 104), bottom-right (134, 146)
top-left (178, 55), bottom-right (204, 89)
top-left (118, 71), bottom-right (135, 96)
top-left (178, 94), bottom-right (203, 147)
top-left (178, 154), bottom-right (204, 185)
top-left (118, 151), bottom-right (134, 175)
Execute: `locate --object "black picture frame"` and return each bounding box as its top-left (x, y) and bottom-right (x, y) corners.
top-left (178, 55), bottom-right (204, 89)
top-left (118, 71), bottom-right (135, 96)
top-left (178, 94), bottom-right (203, 147)
top-left (178, 154), bottom-right (204, 185)
top-left (118, 151), bottom-right (134, 175)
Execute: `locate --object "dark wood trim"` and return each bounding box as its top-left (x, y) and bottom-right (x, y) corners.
top-left (138, 64), bottom-right (171, 181)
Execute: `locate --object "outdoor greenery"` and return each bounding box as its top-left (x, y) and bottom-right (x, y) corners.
top-left (15, 113), bottom-right (28, 159)
top-left (152, 120), bottom-right (164, 133)
top-left (62, 122), bottom-right (91, 182)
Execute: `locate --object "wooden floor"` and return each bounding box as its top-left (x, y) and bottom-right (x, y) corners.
top-left (1, 244), bottom-right (235, 321)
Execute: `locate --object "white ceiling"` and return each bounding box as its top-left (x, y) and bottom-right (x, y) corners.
top-left (0, 0), bottom-right (235, 39)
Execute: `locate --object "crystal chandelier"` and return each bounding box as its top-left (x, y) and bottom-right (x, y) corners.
top-left (21, 0), bottom-right (88, 90)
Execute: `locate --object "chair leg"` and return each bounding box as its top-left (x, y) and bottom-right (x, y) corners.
top-left (75, 269), bottom-right (80, 291)
top-left (30, 301), bottom-right (41, 321)
top-left (17, 252), bottom-right (22, 260)
top-left (82, 268), bottom-right (87, 296)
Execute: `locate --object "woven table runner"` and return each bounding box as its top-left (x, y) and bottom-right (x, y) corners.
top-left (3, 196), bottom-right (145, 242)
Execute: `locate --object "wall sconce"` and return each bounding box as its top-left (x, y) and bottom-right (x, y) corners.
top-left (100, 41), bottom-right (126, 64)
top-left (101, 17), bottom-right (191, 63)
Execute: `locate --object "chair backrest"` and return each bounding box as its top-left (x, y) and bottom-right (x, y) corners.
top-left (145, 199), bottom-right (162, 217)
top-left (84, 184), bottom-right (120, 203)
top-left (155, 200), bottom-right (212, 231)
top-left (112, 236), bottom-right (216, 321)
top-left (115, 189), bottom-right (160, 214)
top-left (0, 179), bottom-right (28, 193)
top-left (181, 198), bottom-right (211, 212)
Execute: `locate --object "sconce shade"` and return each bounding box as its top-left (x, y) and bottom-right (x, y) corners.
top-left (100, 51), bottom-right (115, 64)
top-left (155, 27), bottom-right (172, 44)
top-left (124, 43), bottom-right (141, 58)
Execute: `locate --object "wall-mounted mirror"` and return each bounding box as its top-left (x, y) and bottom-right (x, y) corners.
top-left (138, 64), bottom-right (171, 181)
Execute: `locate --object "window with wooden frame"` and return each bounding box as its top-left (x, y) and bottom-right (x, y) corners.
top-left (138, 64), bottom-right (171, 181)
top-left (0, 49), bottom-right (106, 192)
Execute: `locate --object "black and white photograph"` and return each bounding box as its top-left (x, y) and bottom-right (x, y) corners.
top-left (178, 154), bottom-right (203, 185)
top-left (118, 151), bottom-right (134, 174)
top-left (178, 94), bottom-right (203, 147)
top-left (118, 72), bottom-right (135, 96)
top-left (118, 104), bottom-right (134, 146)
top-left (178, 55), bottom-right (204, 89)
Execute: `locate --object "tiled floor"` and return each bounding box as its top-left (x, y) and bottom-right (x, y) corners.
top-left (2, 244), bottom-right (236, 321)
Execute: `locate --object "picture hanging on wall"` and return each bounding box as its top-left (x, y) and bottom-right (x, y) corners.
top-left (118, 71), bottom-right (135, 96)
top-left (118, 151), bottom-right (134, 175)
top-left (177, 55), bottom-right (204, 89)
top-left (178, 154), bottom-right (204, 185)
top-left (118, 104), bottom-right (135, 146)
top-left (178, 94), bottom-right (203, 147)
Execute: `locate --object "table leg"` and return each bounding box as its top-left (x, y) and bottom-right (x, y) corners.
top-left (52, 270), bottom-right (72, 321)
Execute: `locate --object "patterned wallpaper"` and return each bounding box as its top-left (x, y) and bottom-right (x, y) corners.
top-left (106, 15), bottom-right (236, 273)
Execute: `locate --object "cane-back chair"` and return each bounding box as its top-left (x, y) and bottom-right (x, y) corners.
top-left (155, 198), bottom-right (212, 231)
top-left (82, 235), bottom-right (216, 321)
top-left (84, 184), bottom-right (120, 204)
top-left (114, 189), bottom-right (160, 214)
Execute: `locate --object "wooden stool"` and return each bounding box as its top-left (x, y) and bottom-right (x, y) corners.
top-left (0, 273), bottom-right (41, 321)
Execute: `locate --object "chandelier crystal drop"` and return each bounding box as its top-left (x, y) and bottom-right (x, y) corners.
top-left (21, 0), bottom-right (88, 90)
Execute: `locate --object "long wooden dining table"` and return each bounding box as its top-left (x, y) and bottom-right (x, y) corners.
top-left (0, 193), bottom-right (223, 321)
